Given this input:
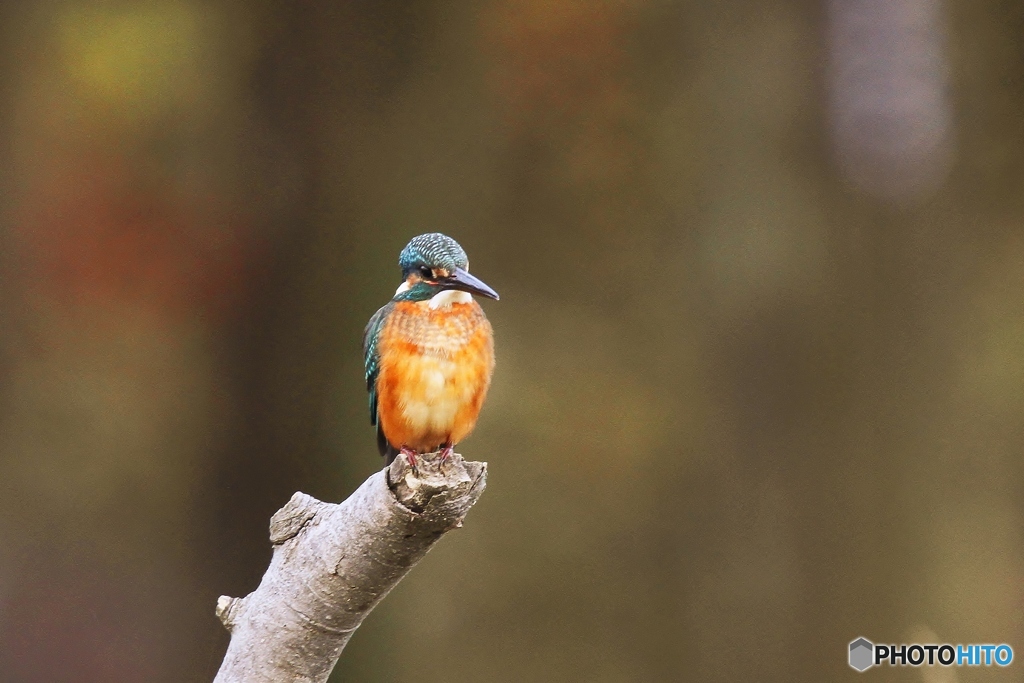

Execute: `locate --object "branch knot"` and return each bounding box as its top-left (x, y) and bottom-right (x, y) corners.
top-left (270, 492), bottom-right (326, 544)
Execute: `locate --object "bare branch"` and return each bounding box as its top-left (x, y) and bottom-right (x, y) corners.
top-left (213, 453), bottom-right (487, 683)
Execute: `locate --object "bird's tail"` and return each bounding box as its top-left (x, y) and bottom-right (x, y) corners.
top-left (377, 422), bottom-right (399, 464)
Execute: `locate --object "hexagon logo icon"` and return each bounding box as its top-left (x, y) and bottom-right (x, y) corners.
top-left (849, 637), bottom-right (874, 671)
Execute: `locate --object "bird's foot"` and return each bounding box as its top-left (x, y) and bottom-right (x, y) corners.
top-left (438, 442), bottom-right (454, 463)
top-left (400, 446), bottom-right (420, 473)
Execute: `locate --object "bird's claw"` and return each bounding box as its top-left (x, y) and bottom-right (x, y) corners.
top-left (400, 446), bottom-right (420, 475)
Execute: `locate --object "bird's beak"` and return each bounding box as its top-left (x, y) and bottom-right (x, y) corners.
top-left (445, 267), bottom-right (499, 300)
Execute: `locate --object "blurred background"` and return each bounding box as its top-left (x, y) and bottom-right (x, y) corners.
top-left (0, 0), bottom-right (1021, 681)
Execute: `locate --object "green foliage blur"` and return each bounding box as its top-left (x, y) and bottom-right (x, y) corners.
top-left (0, 1), bottom-right (1021, 681)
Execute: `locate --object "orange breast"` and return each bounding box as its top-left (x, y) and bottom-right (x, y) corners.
top-left (376, 300), bottom-right (494, 452)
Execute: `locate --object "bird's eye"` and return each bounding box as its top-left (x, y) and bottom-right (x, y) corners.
top-left (419, 266), bottom-right (433, 279)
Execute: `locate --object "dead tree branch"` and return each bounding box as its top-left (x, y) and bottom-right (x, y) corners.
top-left (213, 453), bottom-right (487, 683)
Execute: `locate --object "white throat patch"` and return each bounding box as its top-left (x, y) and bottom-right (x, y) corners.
top-left (395, 281), bottom-right (412, 295)
top-left (428, 290), bottom-right (472, 309)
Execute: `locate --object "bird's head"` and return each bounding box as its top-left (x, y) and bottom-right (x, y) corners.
top-left (394, 233), bottom-right (499, 303)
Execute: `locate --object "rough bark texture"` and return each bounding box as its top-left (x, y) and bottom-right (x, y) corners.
top-left (213, 453), bottom-right (487, 683)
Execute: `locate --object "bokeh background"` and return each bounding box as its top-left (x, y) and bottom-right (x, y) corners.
top-left (0, 0), bottom-right (1021, 681)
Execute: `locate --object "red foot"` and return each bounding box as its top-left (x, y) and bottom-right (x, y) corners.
top-left (438, 442), bottom-right (454, 462)
top-left (400, 446), bottom-right (419, 470)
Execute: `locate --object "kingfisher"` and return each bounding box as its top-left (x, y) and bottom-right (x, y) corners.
top-left (363, 233), bottom-right (498, 468)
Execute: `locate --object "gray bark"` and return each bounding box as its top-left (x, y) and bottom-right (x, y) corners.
top-left (213, 453), bottom-right (487, 683)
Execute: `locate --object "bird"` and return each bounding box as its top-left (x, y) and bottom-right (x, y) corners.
top-left (363, 233), bottom-right (498, 468)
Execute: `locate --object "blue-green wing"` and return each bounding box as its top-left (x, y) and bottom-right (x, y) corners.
top-left (364, 303), bottom-right (400, 461)
top-left (362, 303), bottom-right (391, 426)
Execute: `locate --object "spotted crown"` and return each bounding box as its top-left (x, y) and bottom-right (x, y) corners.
top-left (399, 233), bottom-right (470, 276)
